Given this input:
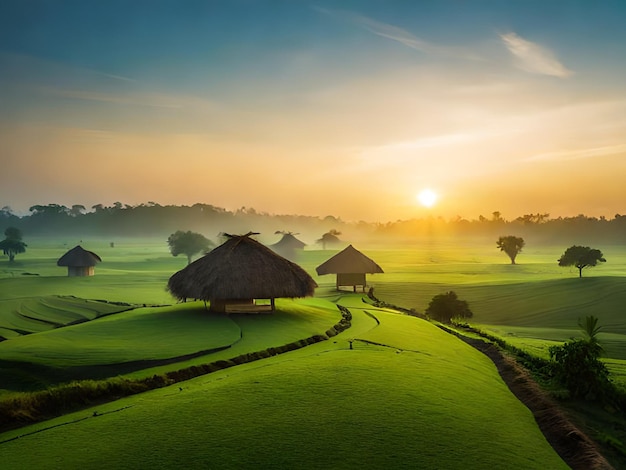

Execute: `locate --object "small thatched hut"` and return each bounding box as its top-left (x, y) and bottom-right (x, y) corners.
top-left (167, 233), bottom-right (317, 313)
top-left (316, 245), bottom-right (383, 292)
top-left (57, 245), bottom-right (102, 277)
top-left (269, 232), bottom-right (306, 260)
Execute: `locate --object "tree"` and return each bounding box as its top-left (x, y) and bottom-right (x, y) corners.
top-left (425, 291), bottom-right (473, 324)
top-left (558, 245), bottom-right (606, 277)
top-left (4, 227), bottom-right (22, 241)
top-left (0, 227), bottom-right (27, 262)
top-left (496, 235), bottom-right (525, 264)
top-left (167, 230), bottom-right (213, 265)
top-left (0, 206), bottom-right (14, 218)
top-left (549, 316), bottom-right (610, 400)
top-left (69, 204), bottom-right (86, 217)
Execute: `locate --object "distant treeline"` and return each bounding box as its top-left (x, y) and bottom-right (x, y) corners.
top-left (378, 212), bottom-right (626, 245)
top-left (0, 203), bottom-right (344, 245)
top-left (1, 204), bottom-right (626, 245)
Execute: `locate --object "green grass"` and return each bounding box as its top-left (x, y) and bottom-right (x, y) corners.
top-left (0, 296), bottom-right (134, 338)
top-left (0, 236), bottom-right (623, 467)
top-left (0, 237), bottom-right (183, 305)
top-left (0, 303), bottom-right (240, 366)
top-left (0, 307), bottom-right (568, 469)
top-left (2, 238), bottom-right (625, 376)
top-left (0, 298), bottom-right (342, 391)
top-left (367, 244), bottom-right (626, 384)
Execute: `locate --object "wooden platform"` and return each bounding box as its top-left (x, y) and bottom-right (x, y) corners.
top-left (224, 304), bottom-right (274, 314)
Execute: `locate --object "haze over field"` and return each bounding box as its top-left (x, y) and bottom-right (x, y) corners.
top-left (1, 1), bottom-right (625, 221)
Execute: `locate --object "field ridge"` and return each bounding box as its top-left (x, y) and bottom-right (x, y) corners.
top-left (439, 324), bottom-right (613, 470)
top-left (0, 303), bottom-right (353, 433)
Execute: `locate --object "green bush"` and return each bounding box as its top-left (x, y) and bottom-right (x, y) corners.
top-left (425, 291), bottom-right (473, 324)
top-left (549, 338), bottom-right (611, 400)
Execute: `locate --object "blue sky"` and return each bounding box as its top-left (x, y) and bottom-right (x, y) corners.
top-left (1, 1), bottom-right (626, 221)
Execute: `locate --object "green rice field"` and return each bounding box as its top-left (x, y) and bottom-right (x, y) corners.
top-left (0, 236), bottom-right (624, 468)
top-left (0, 298), bottom-right (568, 469)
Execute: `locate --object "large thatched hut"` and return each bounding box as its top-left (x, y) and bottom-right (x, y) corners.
top-left (269, 232), bottom-right (306, 260)
top-left (316, 245), bottom-right (383, 292)
top-left (57, 245), bottom-right (102, 277)
top-left (167, 233), bottom-right (317, 313)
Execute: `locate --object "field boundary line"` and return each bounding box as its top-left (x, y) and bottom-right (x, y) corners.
top-left (438, 323), bottom-right (614, 470)
top-left (0, 405), bottom-right (134, 445)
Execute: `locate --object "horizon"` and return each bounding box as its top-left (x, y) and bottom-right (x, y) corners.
top-left (4, 200), bottom-right (624, 226)
top-left (1, 1), bottom-right (625, 222)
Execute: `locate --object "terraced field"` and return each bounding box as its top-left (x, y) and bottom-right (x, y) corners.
top-left (0, 296), bottom-right (133, 339)
top-left (0, 297), bottom-right (569, 469)
top-left (0, 237), bottom-right (624, 468)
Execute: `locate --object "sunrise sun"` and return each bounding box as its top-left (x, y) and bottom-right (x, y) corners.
top-left (417, 189), bottom-right (438, 208)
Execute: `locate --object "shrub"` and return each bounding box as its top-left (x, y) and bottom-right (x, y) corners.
top-left (425, 291), bottom-right (473, 324)
top-left (549, 339), bottom-right (611, 400)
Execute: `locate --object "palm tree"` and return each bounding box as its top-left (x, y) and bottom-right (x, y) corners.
top-left (578, 315), bottom-right (604, 356)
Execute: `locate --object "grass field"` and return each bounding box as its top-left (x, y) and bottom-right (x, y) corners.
top-left (0, 302), bottom-right (568, 469)
top-left (0, 236), bottom-right (624, 467)
top-left (1, 237), bottom-right (625, 382)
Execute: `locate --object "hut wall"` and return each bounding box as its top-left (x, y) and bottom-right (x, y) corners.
top-left (68, 266), bottom-right (94, 277)
top-left (336, 273), bottom-right (366, 289)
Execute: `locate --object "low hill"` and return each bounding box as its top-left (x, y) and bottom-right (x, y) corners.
top-left (0, 298), bottom-right (568, 469)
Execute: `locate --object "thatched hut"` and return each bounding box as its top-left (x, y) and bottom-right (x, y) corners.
top-left (167, 233), bottom-right (317, 313)
top-left (57, 245), bottom-right (102, 277)
top-left (316, 245), bottom-right (383, 292)
top-left (269, 232), bottom-right (306, 260)
top-left (317, 230), bottom-right (343, 250)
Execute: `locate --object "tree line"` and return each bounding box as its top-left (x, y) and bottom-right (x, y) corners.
top-left (2, 204), bottom-right (626, 244)
top-left (0, 203), bottom-right (344, 240)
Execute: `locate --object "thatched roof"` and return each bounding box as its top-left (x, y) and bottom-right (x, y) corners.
top-left (57, 245), bottom-right (102, 267)
top-left (167, 233), bottom-right (317, 301)
top-left (316, 245), bottom-right (384, 275)
top-left (270, 233), bottom-right (306, 250)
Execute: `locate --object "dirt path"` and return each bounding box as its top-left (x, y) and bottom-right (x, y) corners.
top-left (447, 329), bottom-right (614, 470)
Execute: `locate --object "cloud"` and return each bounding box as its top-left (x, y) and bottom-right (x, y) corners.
top-left (313, 6), bottom-right (480, 60)
top-left (38, 86), bottom-right (193, 109)
top-left (523, 143), bottom-right (626, 162)
top-left (500, 32), bottom-right (573, 78)
top-left (101, 73), bottom-right (137, 83)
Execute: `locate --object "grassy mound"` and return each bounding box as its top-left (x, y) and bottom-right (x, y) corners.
top-left (376, 276), bottom-right (626, 371)
top-left (0, 307), bottom-right (568, 469)
top-left (0, 296), bottom-right (134, 339)
top-left (0, 298), bottom-right (343, 392)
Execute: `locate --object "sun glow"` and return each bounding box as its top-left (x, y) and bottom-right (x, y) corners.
top-left (417, 189), bottom-right (438, 208)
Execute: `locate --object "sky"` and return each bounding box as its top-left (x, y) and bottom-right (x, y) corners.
top-left (1, 0), bottom-right (626, 222)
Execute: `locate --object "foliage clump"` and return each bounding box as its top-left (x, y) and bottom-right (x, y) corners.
top-left (558, 245), bottom-right (606, 278)
top-left (496, 235), bottom-right (525, 264)
top-left (549, 316), bottom-right (611, 401)
top-left (167, 230), bottom-right (213, 265)
top-left (0, 227), bottom-right (27, 263)
top-left (425, 291), bottom-right (473, 324)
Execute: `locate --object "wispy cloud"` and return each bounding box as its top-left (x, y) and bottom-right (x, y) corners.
top-left (355, 129), bottom-right (510, 173)
top-left (500, 32), bottom-right (573, 78)
top-left (39, 86), bottom-right (190, 109)
top-left (101, 73), bottom-right (137, 83)
top-left (313, 6), bottom-right (480, 60)
top-left (524, 143), bottom-right (626, 162)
